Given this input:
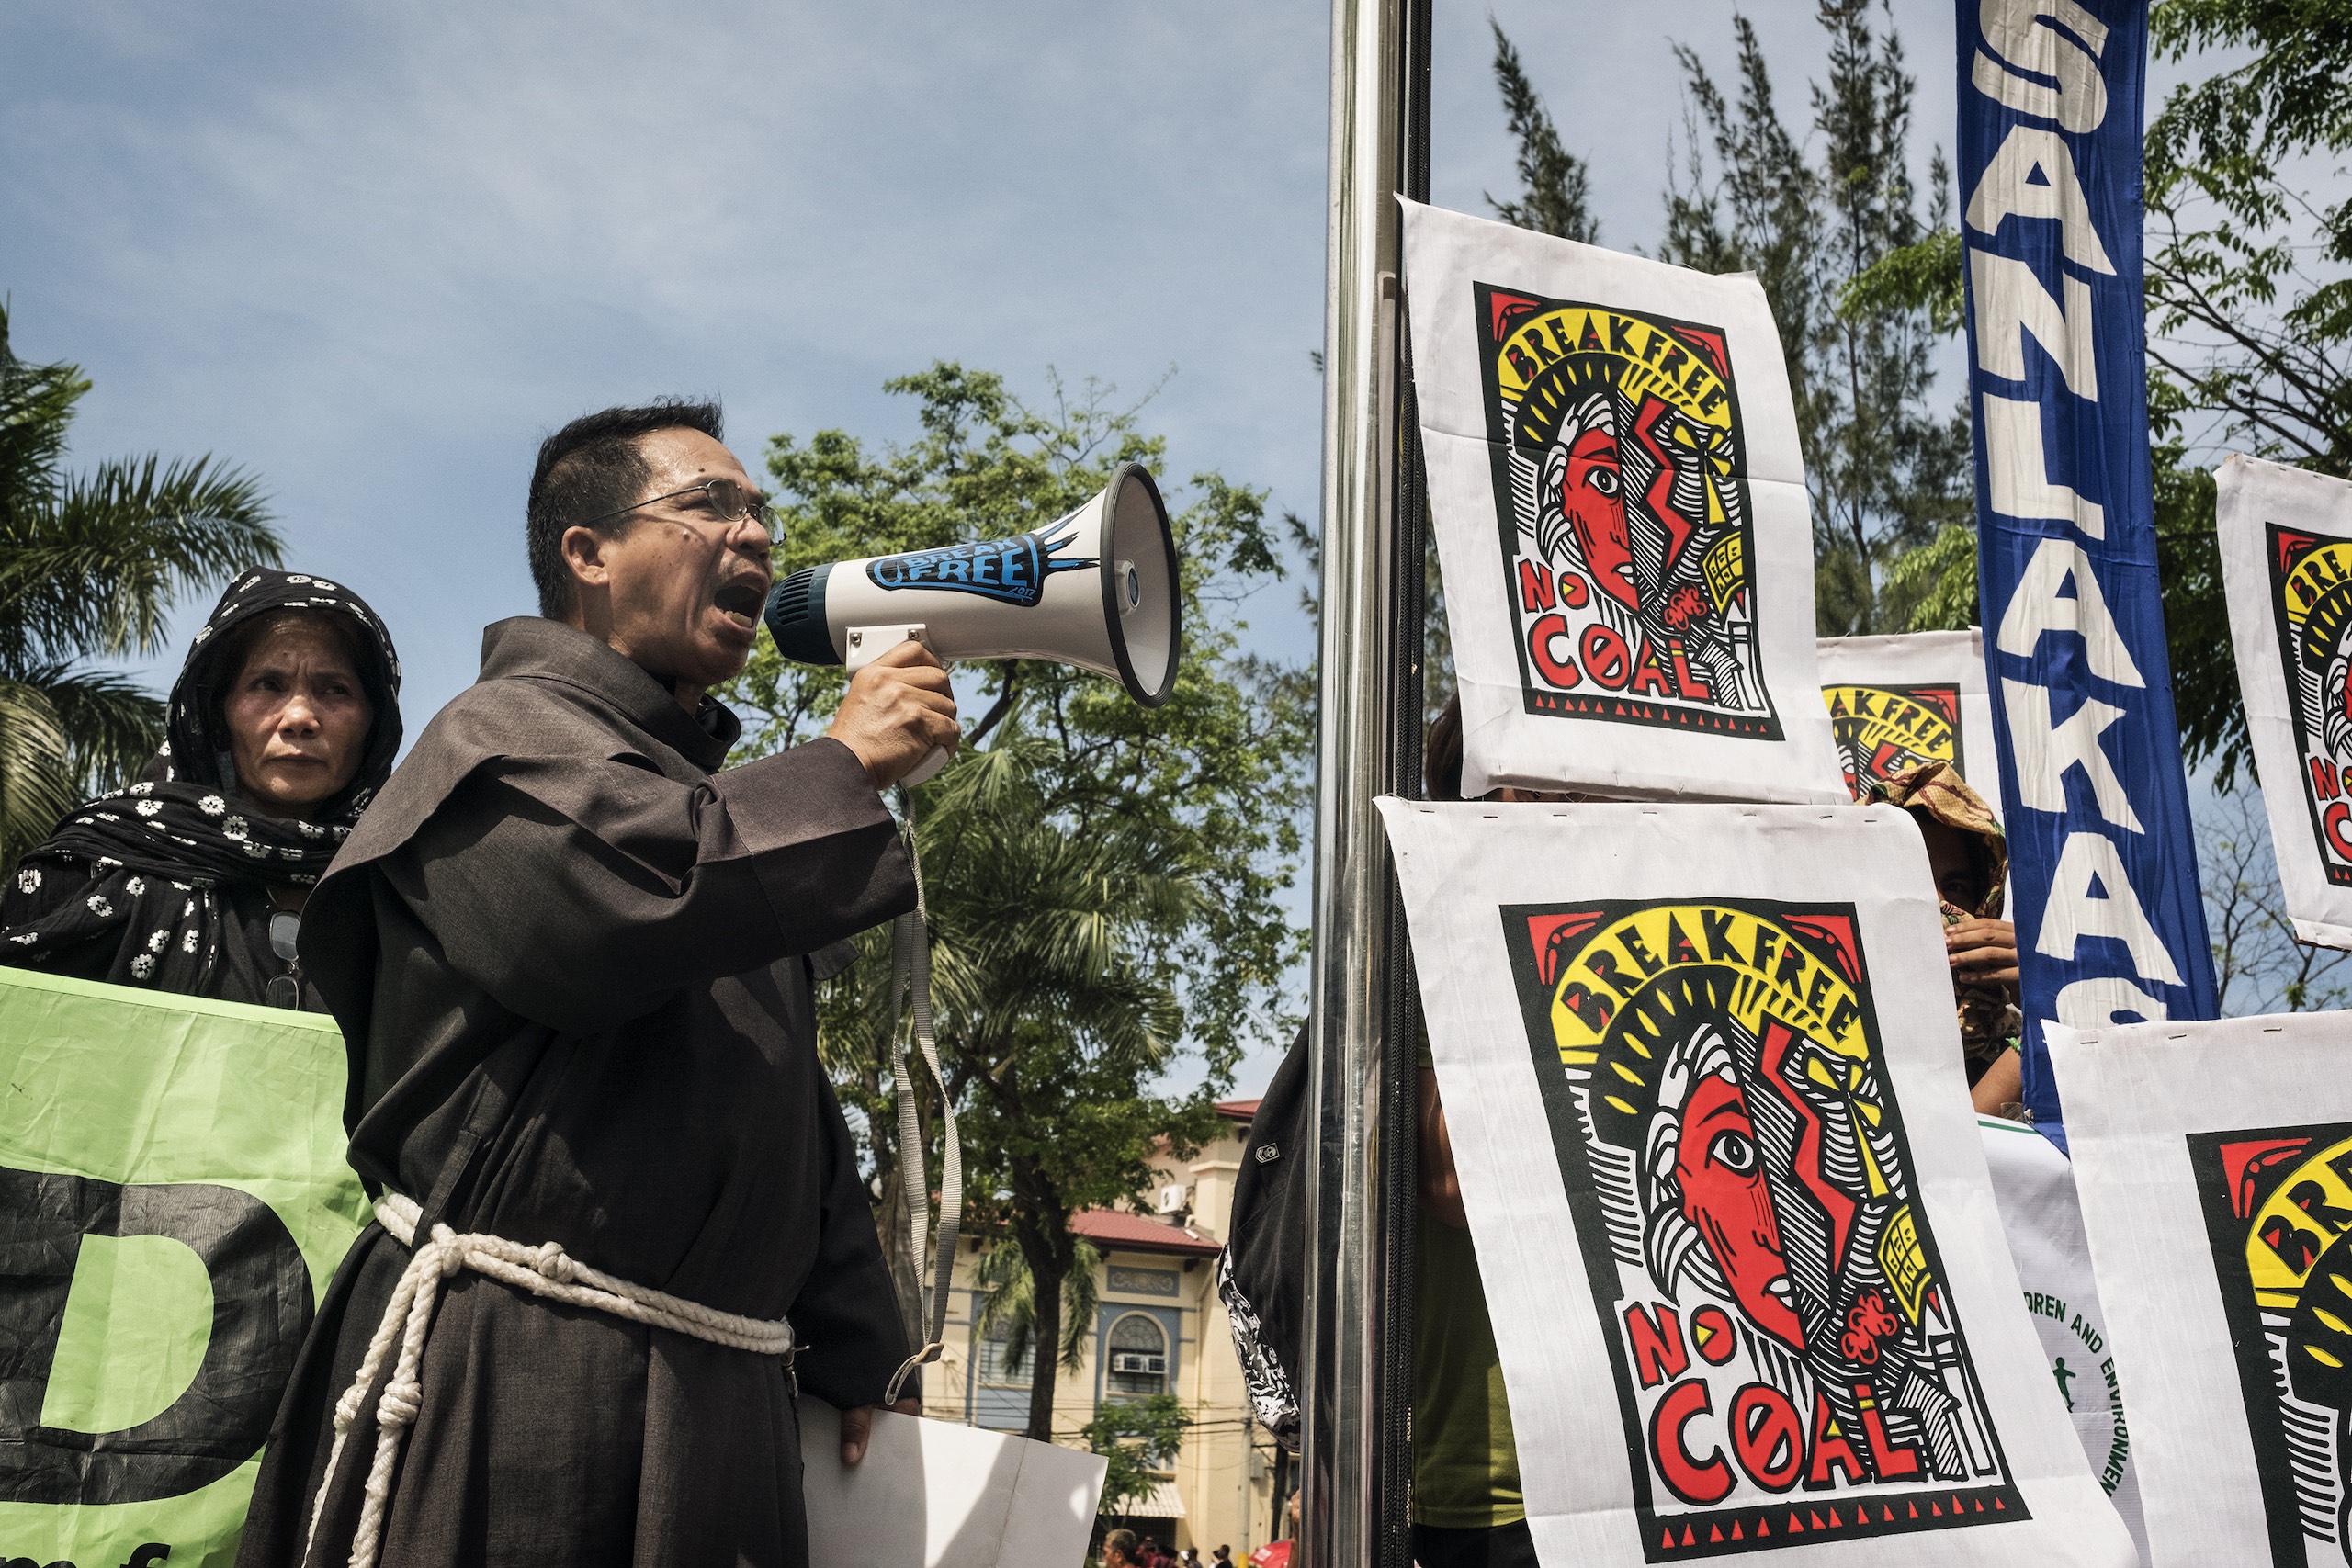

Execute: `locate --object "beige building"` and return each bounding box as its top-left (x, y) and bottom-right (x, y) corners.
top-left (929, 1097), bottom-right (1291, 1557)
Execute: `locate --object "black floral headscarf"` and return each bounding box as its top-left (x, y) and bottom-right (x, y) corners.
top-left (2, 569), bottom-right (402, 994)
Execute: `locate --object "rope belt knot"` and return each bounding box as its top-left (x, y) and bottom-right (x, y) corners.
top-left (308, 1192), bottom-right (797, 1568)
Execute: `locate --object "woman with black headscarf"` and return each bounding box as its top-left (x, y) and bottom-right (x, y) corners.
top-left (1, 568), bottom-right (402, 1010)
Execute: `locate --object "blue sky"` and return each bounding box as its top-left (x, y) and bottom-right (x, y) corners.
top-left (3, 1), bottom-right (2232, 1091)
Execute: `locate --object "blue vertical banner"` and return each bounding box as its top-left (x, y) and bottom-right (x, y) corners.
top-left (1958, 0), bottom-right (2218, 1145)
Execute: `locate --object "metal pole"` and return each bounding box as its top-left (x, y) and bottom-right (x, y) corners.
top-left (1302, 0), bottom-right (1427, 1559)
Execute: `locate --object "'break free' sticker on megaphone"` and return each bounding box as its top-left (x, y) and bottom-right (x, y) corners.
top-left (764, 461), bottom-right (1182, 784)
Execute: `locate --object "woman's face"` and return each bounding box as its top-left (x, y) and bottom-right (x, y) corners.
top-left (1916, 814), bottom-right (1985, 911)
top-left (221, 615), bottom-right (373, 818)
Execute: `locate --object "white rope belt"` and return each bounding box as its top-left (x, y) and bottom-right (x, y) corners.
top-left (307, 1191), bottom-right (797, 1568)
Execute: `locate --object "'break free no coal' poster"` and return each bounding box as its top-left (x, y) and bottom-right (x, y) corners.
top-left (1400, 200), bottom-right (1845, 805)
top-left (1385, 800), bottom-right (2135, 1567)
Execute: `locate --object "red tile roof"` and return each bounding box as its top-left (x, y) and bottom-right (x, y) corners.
top-left (1069, 1208), bottom-right (1222, 1257)
top-left (1216, 1098), bottom-right (1261, 1122)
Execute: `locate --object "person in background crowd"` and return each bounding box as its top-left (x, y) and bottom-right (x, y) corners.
top-left (1, 569), bottom-right (402, 1011)
top-left (1411, 694), bottom-right (1536, 1568)
top-left (1219, 696), bottom-right (1536, 1568)
top-left (1102, 1529), bottom-right (1141, 1568)
top-left (1870, 760), bottom-right (2024, 1117)
top-left (1213, 1545), bottom-right (1233, 1567)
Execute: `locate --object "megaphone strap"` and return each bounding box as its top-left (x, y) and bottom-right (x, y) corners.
top-left (884, 784), bottom-right (961, 1407)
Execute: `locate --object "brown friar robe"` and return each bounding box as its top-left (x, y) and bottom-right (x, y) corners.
top-left (237, 616), bottom-right (916, 1568)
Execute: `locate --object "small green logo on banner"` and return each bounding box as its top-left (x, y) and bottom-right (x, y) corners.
top-left (0, 968), bottom-right (366, 1568)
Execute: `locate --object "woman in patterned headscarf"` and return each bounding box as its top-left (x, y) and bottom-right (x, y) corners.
top-left (1, 568), bottom-right (402, 1010)
top-left (1871, 760), bottom-right (2024, 1117)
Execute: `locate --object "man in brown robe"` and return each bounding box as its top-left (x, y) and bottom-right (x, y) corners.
top-left (239, 400), bottom-right (959, 1568)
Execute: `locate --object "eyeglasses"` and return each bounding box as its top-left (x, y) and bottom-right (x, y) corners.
top-left (584, 478), bottom-right (782, 544)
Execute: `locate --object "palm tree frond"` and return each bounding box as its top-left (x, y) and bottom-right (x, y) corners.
top-left (0, 454), bottom-right (279, 661)
top-left (0, 679), bottom-right (76, 880)
top-left (0, 303), bottom-right (90, 518)
top-left (21, 663), bottom-right (167, 796)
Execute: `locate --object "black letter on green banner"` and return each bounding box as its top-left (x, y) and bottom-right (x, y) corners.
top-left (0, 1164), bottom-right (312, 1504)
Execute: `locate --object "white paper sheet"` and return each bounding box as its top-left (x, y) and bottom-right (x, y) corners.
top-left (2050, 1013), bottom-right (2352, 1568)
top-left (1815, 632), bottom-right (1999, 810)
top-left (797, 1397), bottom-right (1107, 1567)
top-left (1382, 799), bottom-right (2134, 1567)
top-left (1398, 200), bottom-right (1844, 805)
top-left (1978, 1117), bottom-right (2145, 1562)
top-left (2216, 454), bottom-right (2352, 949)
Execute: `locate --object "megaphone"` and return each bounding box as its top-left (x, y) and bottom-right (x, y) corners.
top-left (763, 460), bottom-right (1182, 782)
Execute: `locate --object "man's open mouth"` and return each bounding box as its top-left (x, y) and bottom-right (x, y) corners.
top-left (714, 581), bottom-right (765, 630)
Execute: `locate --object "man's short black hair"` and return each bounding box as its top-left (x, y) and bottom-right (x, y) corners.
top-left (526, 399), bottom-right (725, 618)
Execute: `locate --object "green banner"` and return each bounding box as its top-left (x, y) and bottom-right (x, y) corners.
top-left (0, 965), bottom-right (366, 1568)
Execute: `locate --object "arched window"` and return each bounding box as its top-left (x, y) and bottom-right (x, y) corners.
top-left (1106, 1312), bottom-right (1170, 1396)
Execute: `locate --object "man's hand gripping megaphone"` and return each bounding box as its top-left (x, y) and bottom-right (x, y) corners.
top-left (823, 633), bottom-right (961, 789)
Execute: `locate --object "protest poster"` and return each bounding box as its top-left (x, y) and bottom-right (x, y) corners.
top-left (2050, 1013), bottom-right (2352, 1568)
top-left (1398, 199), bottom-right (1845, 804)
top-left (0, 965), bottom-right (367, 1568)
top-left (2216, 455), bottom-right (2352, 949)
top-left (1382, 799), bottom-right (2135, 1566)
top-left (1979, 1116), bottom-right (2144, 1562)
top-left (1816, 632), bottom-right (2000, 807)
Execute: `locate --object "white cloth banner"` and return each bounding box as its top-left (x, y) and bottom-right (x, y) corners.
top-left (2050, 1013), bottom-right (2352, 1568)
top-left (1382, 799), bottom-right (2135, 1567)
top-left (1978, 1116), bottom-right (2146, 1562)
top-left (1398, 200), bottom-right (1844, 804)
top-left (797, 1398), bottom-right (1106, 1567)
top-left (1815, 632), bottom-right (1999, 809)
top-left (2216, 454), bottom-right (2352, 949)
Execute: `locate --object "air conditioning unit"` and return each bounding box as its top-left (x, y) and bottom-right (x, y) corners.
top-left (1112, 1352), bottom-right (1167, 1375)
top-left (1155, 1183), bottom-right (1189, 1215)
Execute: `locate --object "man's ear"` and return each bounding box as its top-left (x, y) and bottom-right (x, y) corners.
top-left (560, 525), bottom-right (614, 631)
top-left (560, 524), bottom-right (611, 589)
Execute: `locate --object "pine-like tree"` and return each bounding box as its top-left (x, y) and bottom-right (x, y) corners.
top-left (1654, 5), bottom-right (1967, 637)
top-left (1486, 21), bottom-right (1600, 244)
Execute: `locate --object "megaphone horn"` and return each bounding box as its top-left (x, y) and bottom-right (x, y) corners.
top-left (763, 460), bottom-right (1182, 708)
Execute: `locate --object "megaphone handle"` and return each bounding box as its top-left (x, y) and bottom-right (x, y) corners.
top-left (844, 624), bottom-right (951, 787)
top-left (899, 746), bottom-right (950, 786)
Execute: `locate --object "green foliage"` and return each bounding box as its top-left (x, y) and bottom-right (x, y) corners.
top-left (2149, 372), bottom-right (2245, 784)
top-left (0, 303), bottom-right (279, 874)
top-left (721, 363), bottom-right (1309, 1439)
top-left (1883, 522), bottom-right (1979, 633)
top-left (1654, 4), bottom-right (1970, 637)
top-left (2132, 0), bottom-right (2352, 773)
top-left (1838, 227), bottom-right (1964, 334)
top-left (1487, 22), bottom-right (1600, 243)
top-left (2143, 0), bottom-right (2352, 471)
top-left (2149, 0), bottom-right (2352, 392)
top-left (1080, 1393), bottom-right (1192, 1515)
